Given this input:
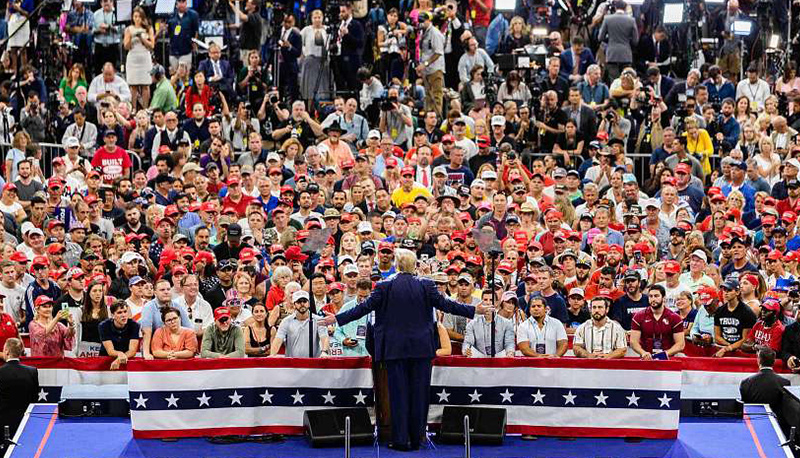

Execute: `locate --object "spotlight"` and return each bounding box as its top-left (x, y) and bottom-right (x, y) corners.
top-left (495, 0), bottom-right (517, 12)
top-left (662, 3), bottom-right (684, 24)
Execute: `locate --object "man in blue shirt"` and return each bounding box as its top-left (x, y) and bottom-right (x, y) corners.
top-left (721, 160), bottom-right (757, 214)
top-left (715, 98), bottom-right (741, 149)
top-left (168, 0), bottom-right (200, 73)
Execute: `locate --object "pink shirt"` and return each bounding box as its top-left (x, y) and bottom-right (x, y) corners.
top-left (29, 320), bottom-right (75, 357)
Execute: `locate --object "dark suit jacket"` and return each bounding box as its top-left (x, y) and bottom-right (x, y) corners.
top-left (559, 48), bottom-right (595, 81)
top-left (636, 35), bottom-right (671, 74)
top-left (280, 28), bottom-right (302, 68)
top-left (337, 273), bottom-right (475, 361)
top-left (740, 368), bottom-right (790, 417)
top-left (341, 19), bottom-right (365, 58)
top-left (198, 58), bottom-right (235, 93)
top-left (561, 104), bottom-right (598, 143)
top-left (0, 360), bottom-right (39, 437)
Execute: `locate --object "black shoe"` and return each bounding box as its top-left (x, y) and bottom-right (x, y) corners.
top-left (388, 442), bottom-right (412, 451)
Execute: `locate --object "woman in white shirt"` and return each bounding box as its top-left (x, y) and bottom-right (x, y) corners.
top-left (754, 136), bottom-right (781, 187)
top-left (0, 184), bottom-right (25, 223)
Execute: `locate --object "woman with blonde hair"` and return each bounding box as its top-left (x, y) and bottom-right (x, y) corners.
top-left (4, 131), bottom-right (29, 183)
top-left (500, 16), bottom-right (530, 53)
top-left (754, 136), bottom-right (780, 186)
top-left (338, 231), bottom-right (361, 258)
top-left (281, 137), bottom-right (303, 172)
top-left (735, 121), bottom-right (760, 158)
top-left (684, 117), bottom-right (714, 175)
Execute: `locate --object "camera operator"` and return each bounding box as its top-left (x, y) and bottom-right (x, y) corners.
top-left (379, 86), bottom-right (413, 150)
top-left (93, 0), bottom-right (121, 74)
top-left (598, 106), bottom-right (631, 147)
top-left (443, 0), bottom-right (467, 89)
top-left (228, 0), bottom-right (262, 63)
top-left (535, 91), bottom-right (567, 153)
top-left (271, 100), bottom-right (323, 149)
top-left (417, 11), bottom-right (446, 117)
top-left (237, 51), bottom-right (268, 109)
top-left (358, 68), bottom-right (385, 125)
top-left (669, 96), bottom-right (705, 131)
top-left (664, 69), bottom-right (701, 114)
top-left (20, 92), bottom-right (47, 144)
top-left (377, 8), bottom-right (408, 82)
top-left (257, 88), bottom-right (290, 145)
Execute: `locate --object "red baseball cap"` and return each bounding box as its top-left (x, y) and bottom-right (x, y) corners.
top-left (214, 307), bottom-right (231, 321)
top-left (697, 286), bottom-right (719, 304)
top-left (596, 288), bottom-right (613, 299)
top-left (675, 163), bottom-right (692, 174)
top-left (400, 166), bottom-right (415, 177)
top-left (710, 194), bottom-right (726, 203)
top-left (442, 134), bottom-right (455, 144)
top-left (762, 215), bottom-right (778, 226)
top-left (47, 243), bottom-right (66, 255)
top-left (663, 260), bottom-right (681, 274)
top-left (497, 261), bottom-right (515, 274)
top-left (10, 251), bottom-right (28, 263)
top-left (47, 220), bottom-right (65, 231)
top-left (784, 212), bottom-right (798, 224)
top-left (340, 159), bottom-right (355, 169)
top-left (767, 250), bottom-right (784, 261)
top-left (476, 135), bottom-right (490, 147)
top-left (195, 251), bottom-right (215, 264)
top-left (327, 282), bottom-right (345, 293)
top-left (200, 202), bottom-right (219, 213)
top-left (34, 296), bottom-right (54, 308)
top-left (762, 299), bottom-right (781, 312)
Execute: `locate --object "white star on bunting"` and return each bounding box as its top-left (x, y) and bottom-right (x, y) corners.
top-left (229, 391), bottom-right (243, 405)
top-left (197, 392), bottom-right (211, 407)
top-left (658, 393), bottom-right (672, 408)
top-left (291, 390), bottom-right (305, 405)
top-left (38, 389), bottom-right (48, 402)
top-left (500, 389), bottom-right (514, 403)
top-left (531, 390), bottom-right (545, 405)
top-left (165, 393), bottom-right (179, 408)
top-left (437, 389), bottom-right (451, 403)
top-left (322, 391), bottom-right (336, 405)
top-left (594, 391), bottom-right (608, 406)
top-left (563, 391), bottom-right (576, 405)
top-left (353, 391), bottom-right (367, 405)
top-left (134, 394), bottom-right (148, 409)
top-left (260, 390), bottom-right (273, 404)
top-left (468, 389), bottom-right (482, 403)
top-left (626, 392), bottom-right (640, 407)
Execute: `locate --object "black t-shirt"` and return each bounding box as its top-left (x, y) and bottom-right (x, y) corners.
top-left (98, 318), bottom-right (141, 356)
top-left (566, 307), bottom-right (591, 329)
top-left (611, 294), bottom-right (649, 330)
top-left (53, 293), bottom-right (83, 325)
top-left (240, 12), bottom-right (262, 50)
top-left (714, 302), bottom-right (757, 344)
top-left (540, 109), bottom-right (568, 152)
top-left (276, 119), bottom-right (317, 149)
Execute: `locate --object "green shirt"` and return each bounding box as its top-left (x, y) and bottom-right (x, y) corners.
top-left (200, 324), bottom-right (245, 358)
top-left (59, 78), bottom-right (88, 106)
top-left (149, 78), bottom-right (178, 112)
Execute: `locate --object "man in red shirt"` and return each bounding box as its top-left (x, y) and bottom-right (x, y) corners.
top-left (742, 299), bottom-right (785, 353)
top-left (630, 284), bottom-right (685, 360)
top-left (221, 177), bottom-right (254, 218)
top-left (91, 130), bottom-right (131, 183)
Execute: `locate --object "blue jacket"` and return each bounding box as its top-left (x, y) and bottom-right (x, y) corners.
top-left (336, 273), bottom-right (475, 361)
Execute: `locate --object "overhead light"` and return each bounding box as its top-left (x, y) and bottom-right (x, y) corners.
top-left (532, 26), bottom-right (549, 37)
top-left (627, 0), bottom-right (644, 5)
top-left (731, 20), bottom-right (753, 36)
top-left (704, 0), bottom-right (725, 4)
top-left (495, 0), bottom-right (517, 12)
top-left (662, 3), bottom-right (684, 24)
top-left (768, 34), bottom-right (780, 48)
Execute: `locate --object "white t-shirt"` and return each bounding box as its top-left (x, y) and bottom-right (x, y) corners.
top-left (658, 281), bottom-right (692, 312)
top-left (0, 282), bottom-right (26, 324)
top-left (517, 315), bottom-right (567, 356)
top-left (0, 200), bottom-right (23, 216)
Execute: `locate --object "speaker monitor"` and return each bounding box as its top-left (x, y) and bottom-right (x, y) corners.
top-left (303, 407), bottom-right (373, 447)
top-left (439, 406), bottom-right (506, 445)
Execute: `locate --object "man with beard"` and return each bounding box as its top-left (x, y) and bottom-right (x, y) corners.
top-left (742, 299), bottom-right (785, 353)
top-left (201, 307), bottom-right (246, 358)
top-left (585, 266), bottom-right (623, 301)
top-left (120, 203), bottom-right (154, 238)
top-left (518, 296), bottom-right (569, 358)
top-left (565, 257), bottom-right (592, 290)
top-left (611, 270), bottom-right (649, 330)
top-left (414, 145), bottom-right (435, 190)
top-left (714, 277), bottom-right (757, 357)
top-left (630, 284), bottom-right (685, 360)
top-left (109, 252), bottom-right (144, 300)
top-left (659, 260), bottom-right (692, 312)
top-left (574, 297), bottom-right (628, 359)
top-left (271, 290), bottom-right (330, 357)
top-left (174, 193), bottom-right (202, 232)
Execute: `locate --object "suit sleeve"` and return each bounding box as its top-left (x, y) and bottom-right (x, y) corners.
top-left (31, 367), bottom-right (40, 403)
top-left (425, 280), bottom-right (476, 319)
top-left (336, 282), bottom-right (385, 326)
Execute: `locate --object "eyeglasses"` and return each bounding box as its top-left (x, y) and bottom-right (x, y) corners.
top-left (165, 316), bottom-right (180, 323)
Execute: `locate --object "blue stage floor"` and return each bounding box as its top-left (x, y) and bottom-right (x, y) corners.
top-left (4, 404), bottom-right (792, 458)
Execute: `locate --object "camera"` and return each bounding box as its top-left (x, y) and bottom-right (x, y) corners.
top-left (270, 94), bottom-right (279, 104)
top-left (604, 111), bottom-right (615, 123)
top-left (507, 151), bottom-right (517, 161)
top-left (380, 96), bottom-right (398, 111)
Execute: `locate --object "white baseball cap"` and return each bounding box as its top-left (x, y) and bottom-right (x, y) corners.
top-left (292, 290), bottom-right (310, 302)
top-left (491, 115), bottom-right (506, 127)
top-left (357, 221), bottom-right (373, 233)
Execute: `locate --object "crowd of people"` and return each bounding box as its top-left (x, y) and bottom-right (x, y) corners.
top-left (0, 0), bottom-right (797, 370)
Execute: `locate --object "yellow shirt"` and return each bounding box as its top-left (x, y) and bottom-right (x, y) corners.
top-left (391, 185), bottom-right (433, 208)
top-left (686, 129), bottom-right (714, 176)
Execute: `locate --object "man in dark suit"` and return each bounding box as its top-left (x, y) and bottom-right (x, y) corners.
top-left (559, 36), bottom-right (596, 85)
top-left (562, 86), bottom-right (598, 143)
top-left (333, 2), bottom-right (365, 98)
top-left (0, 338), bottom-right (39, 438)
top-left (740, 347), bottom-right (790, 419)
top-left (198, 43), bottom-right (235, 100)
top-left (276, 14), bottom-right (303, 101)
top-left (635, 26), bottom-right (671, 75)
top-left (321, 249), bottom-right (488, 451)
top-left (646, 66), bottom-right (674, 101)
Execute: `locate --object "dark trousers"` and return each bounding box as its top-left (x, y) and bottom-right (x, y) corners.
top-left (385, 357), bottom-right (433, 447)
top-left (333, 54), bottom-right (362, 99)
top-left (444, 52), bottom-right (460, 90)
top-left (279, 62), bottom-right (299, 101)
